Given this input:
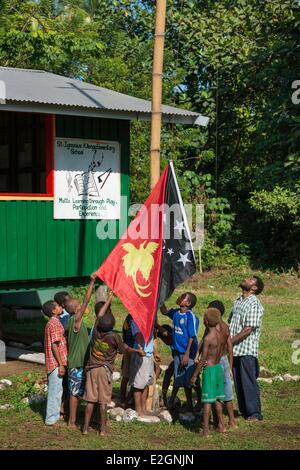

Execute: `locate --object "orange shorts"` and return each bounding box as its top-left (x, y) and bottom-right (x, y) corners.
top-left (83, 366), bottom-right (112, 405)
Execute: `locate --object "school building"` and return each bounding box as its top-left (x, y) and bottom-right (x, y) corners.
top-left (0, 66), bottom-right (208, 326)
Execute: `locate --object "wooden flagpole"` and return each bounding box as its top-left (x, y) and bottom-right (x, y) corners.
top-left (150, 0), bottom-right (167, 189)
top-left (146, 0), bottom-right (167, 413)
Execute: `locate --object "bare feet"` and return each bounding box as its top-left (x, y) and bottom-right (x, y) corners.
top-left (82, 426), bottom-right (93, 435)
top-left (142, 410), bottom-right (153, 416)
top-left (229, 420), bottom-right (238, 429)
top-left (216, 425), bottom-right (227, 433)
top-left (68, 422), bottom-right (77, 430)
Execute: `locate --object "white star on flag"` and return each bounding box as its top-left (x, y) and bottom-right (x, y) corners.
top-left (167, 248), bottom-right (174, 256)
top-left (177, 252), bottom-right (191, 267)
top-left (174, 219), bottom-right (185, 232)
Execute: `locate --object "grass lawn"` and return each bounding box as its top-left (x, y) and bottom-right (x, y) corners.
top-left (1, 269), bottom-right (300, 450)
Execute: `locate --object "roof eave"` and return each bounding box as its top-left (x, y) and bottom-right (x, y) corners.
top-left (0, 101), bottom-right (209, 126)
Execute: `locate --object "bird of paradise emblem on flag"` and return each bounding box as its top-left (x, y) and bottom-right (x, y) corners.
top-left (121, 241), bottom-right (159, 297)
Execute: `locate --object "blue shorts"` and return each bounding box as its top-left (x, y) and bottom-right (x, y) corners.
top-left (173, 351), bottom-right (200, 389)
top-left (68, 367), bottom-right (86, 397)
top-left (219, 355), bottom-right (233, 402)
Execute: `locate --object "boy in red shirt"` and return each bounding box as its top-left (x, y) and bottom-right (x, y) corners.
top-left (43, 300), bottom-right (68, 426)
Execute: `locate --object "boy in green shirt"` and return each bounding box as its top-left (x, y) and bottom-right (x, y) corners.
top-left (64, 272), bottom-right (97, 429)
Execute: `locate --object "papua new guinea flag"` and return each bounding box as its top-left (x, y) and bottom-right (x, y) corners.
top-left (96, 161), bottom-right (196, 343)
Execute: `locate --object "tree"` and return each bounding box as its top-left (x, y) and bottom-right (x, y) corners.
top-left (1, 0), bottom-right (299, 270)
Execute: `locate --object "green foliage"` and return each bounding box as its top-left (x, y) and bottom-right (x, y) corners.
top-left (0, 372), bottom-right (43, 411)
top-left (201, 237), bottom-right (250, 270)
top-left (249, 186), bottom-right (300, 224)
top-left (0, 0), bottom-right (299, 270)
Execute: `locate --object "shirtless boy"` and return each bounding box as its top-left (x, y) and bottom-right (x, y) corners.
top-left (208, 300), bottom-right (237, 428)
top-left (191, 308), bottom-right (225, 437)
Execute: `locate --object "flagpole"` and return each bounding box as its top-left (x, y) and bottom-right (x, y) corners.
top-left (150, 0), bottom-right (167, 189)
top-left (148, 1), bottom-right (167, 412)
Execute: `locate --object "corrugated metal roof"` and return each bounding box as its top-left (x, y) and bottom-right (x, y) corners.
top-left (0, 67), bottom-right (209, 126)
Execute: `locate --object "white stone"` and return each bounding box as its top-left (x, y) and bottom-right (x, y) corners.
top-left (21, 397), bottom-right (29, 404)
top-left (112, 371), bottom-right (121, 382)
top-left (283, 374), bottom-right (300, 382)
top-left (0, 379), bottom-right (12, 388)
top-left (257, 378), bottom-right (273, 384)
top-left (159, 410), bottom-right (173, 423)
top-left (6, 347), bottom-right (45, 365)
top-left (272, 375), bottom-right (284, 382)
top-left (137, 415), bottom-right (160, 424)
top-left (116, 415), bottom-right (122, 422)
top-left (33, 382), bottom-right (48, 392)
top-left (107, 400), bottom-right (116, 409)
top-left (0, 404), bottom-right (14, 410)
top-left (108, 407), bottom-right (125, 419)
top-left (122, 408), bottom-right (138, 423)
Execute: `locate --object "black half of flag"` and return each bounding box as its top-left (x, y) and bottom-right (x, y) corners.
top-left (157, 161), bottom-right (197, 307)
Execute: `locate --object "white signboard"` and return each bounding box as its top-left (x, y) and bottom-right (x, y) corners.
top-left (54, 138), bottom-right (121, 220)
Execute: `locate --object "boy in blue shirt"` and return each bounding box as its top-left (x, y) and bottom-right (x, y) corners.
top-left (55, 291), bottom-right (72, 331)
top-left (160, 291), bottom-right (201, 412)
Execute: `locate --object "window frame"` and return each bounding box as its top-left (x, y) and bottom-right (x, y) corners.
top-left (0, 112), bottom-right (54, 199)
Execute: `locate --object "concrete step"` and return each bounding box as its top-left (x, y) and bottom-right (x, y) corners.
top-left (6, 346), bottom-right (45, 365)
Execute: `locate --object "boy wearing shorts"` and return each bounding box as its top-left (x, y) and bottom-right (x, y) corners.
top-left (64, 273), bottom-right (97, 428)
top-left (208, 300), bottom-right (237, 428)
top-left (191, 308), bottom-right (225, 436)
top-left (129, 320), bottom-right (154, 417)
top-left (160, 292), bottom-right (201, 411)
top-left (83, 294), bottom-right (144, 436)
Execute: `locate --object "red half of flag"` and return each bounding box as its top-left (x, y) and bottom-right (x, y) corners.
top-left (96, 165), bottom-right (169, 344)
top-left (96, 161), bottom-right (197, 344)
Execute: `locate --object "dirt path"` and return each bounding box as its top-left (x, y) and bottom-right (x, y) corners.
top-left (0, 359), bottom-right (44, 378)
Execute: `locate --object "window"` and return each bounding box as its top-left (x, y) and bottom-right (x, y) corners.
top-left (0, 111), bottom-right (53, 196)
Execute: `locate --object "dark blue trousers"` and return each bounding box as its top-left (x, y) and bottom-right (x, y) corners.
top-left (233, 355), bottom-right (263, 420)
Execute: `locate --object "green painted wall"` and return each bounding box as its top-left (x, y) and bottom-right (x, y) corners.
top-left (0, 114), bottom-right (130, 291)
